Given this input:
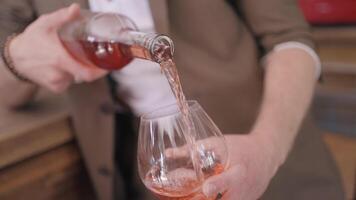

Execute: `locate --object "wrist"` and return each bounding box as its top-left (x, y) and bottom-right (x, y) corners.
top-left (252, 111), bottom-right (300, 166)
top-left (251, 128), bottom-right (289, 167)
top-left (2, 33), bottom-right (32, 83)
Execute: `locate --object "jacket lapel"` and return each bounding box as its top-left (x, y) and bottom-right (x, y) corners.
top-left (149, 0), bottom-right (170, 34)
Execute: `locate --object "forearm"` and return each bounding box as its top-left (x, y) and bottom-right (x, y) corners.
top-left (252, 48), bottom-right (317, 165)
top-left (0, 58), bottom-right (38, 108)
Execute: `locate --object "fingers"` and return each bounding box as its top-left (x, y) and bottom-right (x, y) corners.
top-left (11, 3), bottom-right (108, 94)
top-left (190, 193), bottom-right (207, 200)
top-left (165, 145), bottom-right (191, 159)
top-left (58, 55), bottom-right (108, 82)
top-left (165, 137), bottom-right (224, 158)
top-left (202, 165), bottom-right (246, 199)
top-left (38, 4), bottom-right (81, 30)
top-left (36, 4), bottom-right (108, 83)
top-left (39, 69), bottom-right (74, 93)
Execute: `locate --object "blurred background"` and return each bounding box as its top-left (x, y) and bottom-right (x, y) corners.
top-left (0, 0), bottom-right (356, 200)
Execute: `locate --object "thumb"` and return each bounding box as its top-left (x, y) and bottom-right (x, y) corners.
top-left (42, 4), bottom-right (81, 29)
top-left (202, 165), bottom-right (246, 198)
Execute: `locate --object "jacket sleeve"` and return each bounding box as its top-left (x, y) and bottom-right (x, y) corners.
top-left (0, 0), bottom-right (36, 49)
top-left (0, 0), bottom-right (37, 107)
top-left (236, 0), bottom-right (315, 53)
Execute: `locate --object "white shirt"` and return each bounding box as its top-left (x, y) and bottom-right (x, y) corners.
top-left (89, 0), bottom-right (176, 116)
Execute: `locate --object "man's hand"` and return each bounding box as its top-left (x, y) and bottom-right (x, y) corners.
top-left (202, 46), bottom-right (318, 200)
top-left (165, 134), bottom-right (280, 200)
top-left (9, 4), bottom-right (107, 93)
top-left (202, 134), bottom-right (280, 200)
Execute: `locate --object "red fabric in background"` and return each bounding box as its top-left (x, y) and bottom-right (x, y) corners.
top-left (299, 0), bottom-right (356, 25)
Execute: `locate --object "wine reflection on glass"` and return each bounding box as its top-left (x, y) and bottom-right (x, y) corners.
top-left (137, 101), bottom-right (229, 200)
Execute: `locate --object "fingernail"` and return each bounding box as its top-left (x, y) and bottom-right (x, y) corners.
top-left (203, 183), bottom-right (218, 198)
top-left (68, 3), bottom-right (79, 11)
top-left (216, 192), bottom-right (223, 200)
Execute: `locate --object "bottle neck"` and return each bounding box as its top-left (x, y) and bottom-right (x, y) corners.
top-left (127, 31), bottom-right (174, 63)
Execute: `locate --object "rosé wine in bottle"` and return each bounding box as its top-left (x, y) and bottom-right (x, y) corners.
top-left (59, 10), bottom-right (174, 70)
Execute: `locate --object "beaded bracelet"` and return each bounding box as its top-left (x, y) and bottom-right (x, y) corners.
top-left (1, 34), bottom-right (32, 83)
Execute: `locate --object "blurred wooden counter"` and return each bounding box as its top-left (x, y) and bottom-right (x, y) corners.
top-left (314, 26), bottom-right (356, 45)
top-left (313, 26), bottom-right (356, 78)
top-left (313, 26), bottom-right (356, 200)
top-left (0, 93), bottom-right (71, 169)
top-left (0, 93), bottom-right (94, 200)
top-left (324, 133), bottom-right (356, 200)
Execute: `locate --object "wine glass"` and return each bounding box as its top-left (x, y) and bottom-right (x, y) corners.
top-left (137, 100), bottom-right (229, 200)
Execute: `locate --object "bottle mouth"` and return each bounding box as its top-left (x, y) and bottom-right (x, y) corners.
top-left (149, 35), bottom-right (175, 63)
